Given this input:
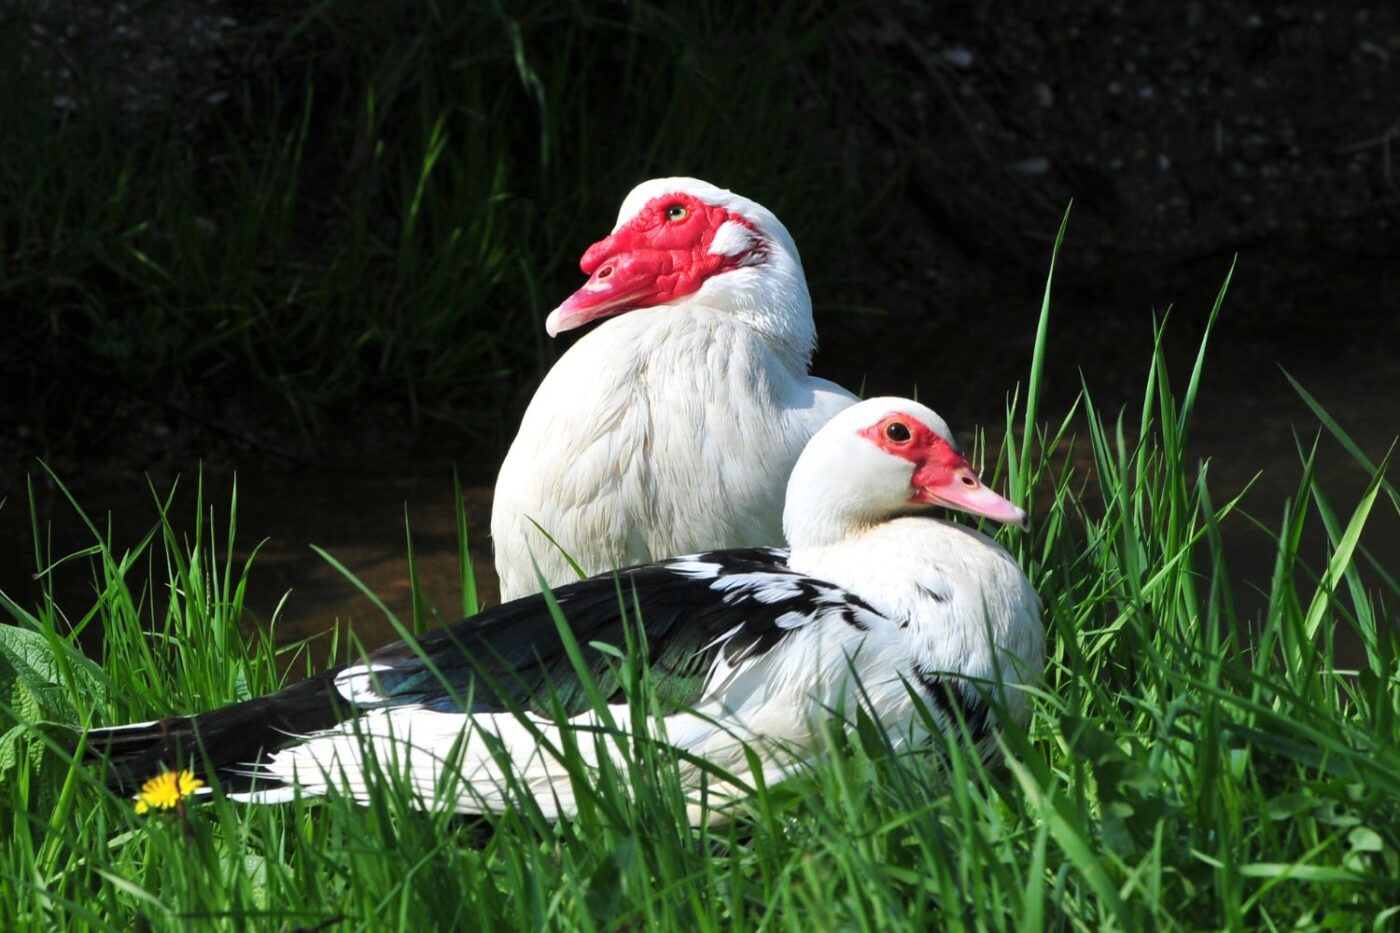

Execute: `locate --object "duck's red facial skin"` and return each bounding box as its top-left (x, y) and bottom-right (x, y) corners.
top-left (860, 413), bottom-right (1029, 529)
top-left (545, 193), bottom-right (760, 337)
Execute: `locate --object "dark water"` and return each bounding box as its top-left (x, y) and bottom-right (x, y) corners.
top-left (0, 466), bottom-right (498, 659)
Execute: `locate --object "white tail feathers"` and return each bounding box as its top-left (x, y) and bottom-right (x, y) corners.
top-left (227, 702), bottom-right (832, 823)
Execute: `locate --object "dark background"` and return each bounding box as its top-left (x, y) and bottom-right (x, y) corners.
top-left (2, 1), bottom-right (1396, 647)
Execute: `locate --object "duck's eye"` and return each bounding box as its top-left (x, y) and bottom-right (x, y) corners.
top-left (884, 421), bottom-right (912, 443)
top-left (665, 204), bottom-right (688, 222)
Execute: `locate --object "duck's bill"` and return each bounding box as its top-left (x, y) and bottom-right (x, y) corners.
top-left (544, 246), bottom-right (672, 337)
top-left (914, 466), bottom-right (1030, 529)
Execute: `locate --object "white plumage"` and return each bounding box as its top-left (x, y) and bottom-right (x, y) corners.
top-left (89, 398), bottom-right (1043, 824)
top-left (490, 177), bottom-right (856, 600)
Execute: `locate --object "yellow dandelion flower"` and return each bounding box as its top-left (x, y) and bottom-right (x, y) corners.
top-left (133, 769), bottom-right (205, 815)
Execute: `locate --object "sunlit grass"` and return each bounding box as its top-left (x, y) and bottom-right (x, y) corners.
top-left (3, 258), bottom-right (1397, 927)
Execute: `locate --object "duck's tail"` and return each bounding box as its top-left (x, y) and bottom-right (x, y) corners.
top-left (84, 672), bottom-right (349, 795)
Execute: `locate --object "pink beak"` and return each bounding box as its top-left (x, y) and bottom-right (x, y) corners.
top-left (544, 232), bottom-right (674, 337)
top-left (912, 461), bottom-right (1029, 530)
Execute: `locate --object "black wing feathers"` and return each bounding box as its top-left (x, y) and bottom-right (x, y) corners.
top-left (360, 548), bottom-right (819, 715)
top-left (87, 674), bottom-right (349, 794)
top-left (89, 547), bottom-right (880, 791)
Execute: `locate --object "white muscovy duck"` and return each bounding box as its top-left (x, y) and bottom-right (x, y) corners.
top-left (491, 177), bottom-right (857, 600)
top-left (88, 398), bottom-right (1042, 821)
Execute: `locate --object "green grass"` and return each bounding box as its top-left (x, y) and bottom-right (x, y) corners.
top-left (2, 259), bottom-right (1398, 929)
top-left (3, 0), bottom-right (877, 442)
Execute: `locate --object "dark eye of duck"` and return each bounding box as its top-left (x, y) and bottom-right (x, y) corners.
top-left (665, 204), bottom-right (688, 222)
top-left (884, 421), bottom-right (912, 443)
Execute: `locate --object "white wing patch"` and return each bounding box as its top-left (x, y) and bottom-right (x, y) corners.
top-left (709, 572), bottom-right (804, 604)
top-left (334, 664), bottom-right (395, 705)
top-left (773, 610), bottom-right (812, 630)
top-left (699, 622), bottom-right (747, 655)
top-left (667, 558), bottom-right (725, 580)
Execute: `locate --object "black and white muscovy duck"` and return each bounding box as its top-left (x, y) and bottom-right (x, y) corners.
top-left (491, 177), bottom-right (857, 600)
top-left (88, 398), bottom-right (1042, 821)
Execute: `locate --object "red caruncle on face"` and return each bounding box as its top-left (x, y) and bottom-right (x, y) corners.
top-left (858, 411), bottom-right (1029, 528)
top-left (545, 192), bottom-right (760, 336)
